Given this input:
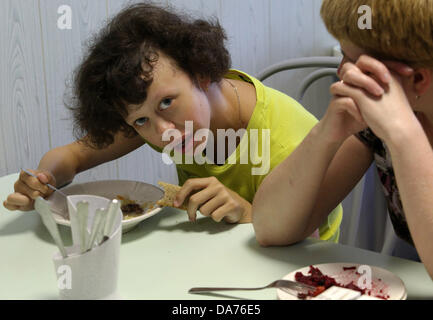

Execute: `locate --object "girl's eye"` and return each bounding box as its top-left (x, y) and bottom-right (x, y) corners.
top-left (134, 117), bottom-right (149, 127)
top-left (160, 98), bottom-right (172, 110)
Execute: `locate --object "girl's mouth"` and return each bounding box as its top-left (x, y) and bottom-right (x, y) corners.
top-left (173, 135), bottom-right (193, 154)
top-left (182, 135), bottom-right (194, 154)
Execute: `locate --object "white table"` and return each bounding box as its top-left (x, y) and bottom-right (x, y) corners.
top-left (0, 173), bottom-right (432, 299)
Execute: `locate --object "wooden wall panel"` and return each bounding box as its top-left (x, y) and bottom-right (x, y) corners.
top-left (0, 0), bottom-right (51, 177)
top-left (219, 0), bottom-right (270, 76)
top-left (263, 0), bottom-right (317, 112)
top-left (166, 0), bottom-right (220, 16)
top-left (302, 0), bottom-right (338, 120)
top-left (107, 0), bottom-right (141, 18)
top-left (38, 0), bottom-right (119, 183)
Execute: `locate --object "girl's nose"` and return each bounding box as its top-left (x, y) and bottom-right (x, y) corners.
top-left (155, 117), bottom-right (175, 136)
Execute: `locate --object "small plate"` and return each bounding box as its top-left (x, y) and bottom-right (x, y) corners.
top-left (277, 263), bottom-right (407, 300)
top-left (46, 180), bottom-right (164, 233)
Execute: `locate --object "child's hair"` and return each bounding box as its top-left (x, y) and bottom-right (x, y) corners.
top-left (68, 2), bottom-right (231, 148)
top-left (321, 0), bottom-right (433, 67)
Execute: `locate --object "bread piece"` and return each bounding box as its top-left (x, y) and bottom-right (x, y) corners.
top-left (157, 181), bottom-right (188, 210)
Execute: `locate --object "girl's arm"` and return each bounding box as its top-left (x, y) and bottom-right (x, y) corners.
top-left (38, 132), bottom-right (145, 187)
top-left (381, 116), bottom-right (433, 279)
top-left (252, 124), bottom-right (373, 246)
top-left (4, 132), bottom-right (145, 211)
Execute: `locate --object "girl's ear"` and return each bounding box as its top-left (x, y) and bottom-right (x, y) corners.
top-left (412, 68), bottom-right (432, 96)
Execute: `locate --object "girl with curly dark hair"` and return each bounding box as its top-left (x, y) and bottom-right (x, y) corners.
top-left (4, 2), bottom-right (342, 238)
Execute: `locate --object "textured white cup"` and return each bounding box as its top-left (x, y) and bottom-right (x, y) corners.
top-left (52, 195), bottom-right (122, 300)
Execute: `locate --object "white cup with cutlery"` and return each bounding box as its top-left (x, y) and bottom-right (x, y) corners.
top-left (51, 195), bottom-right (122, 300)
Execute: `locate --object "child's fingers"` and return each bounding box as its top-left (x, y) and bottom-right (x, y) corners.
top-left (198, 194), bottom-right (225, 218)
top-left (330, 82), bottom-right (367, 125)
top-left (341, 67), bottom-right (384, 96)
top-left (3, 200), bottom-right (20, 211)
top-left (355, 55), bottom-right (392, 84)
top-left (20, 169), bottom-right (50, 195)
top-left (174, 177), bottom-right (211, 207)
top-left (208, 204), bottom-right (230, 223)
top-left (185, 183), bottom-right (220, 221)
top-left (36, 171), bottom-right (57, 187)
top-left (332, 96), bottom-right (365, 125)
top-left (36, 172), bottom-right (49, 184)
top-left (212, 203), bottom-right (237, 223)
top-left (342, 98), bottom-right (366, 126)
top-left (382, 61), bottom-right (414, 77)
top-left (14, 180), bottom-right (44, 200)
top-left (330, 80), bottom-right (365, 102)
top-left (4, 192), bottom-right (34, 210)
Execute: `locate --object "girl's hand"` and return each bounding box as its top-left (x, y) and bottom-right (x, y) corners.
top-left (331, 72), bottom-right (418, 143)
top-left (338, 55), bottom-right (414, 96)
top-left (174, 177), bottom-right (249, 223)
top-left (3, 169), bottom-right (56, 211)
top-left (319, 94), bottom-right (368, 144)
top-left (318, 55), bottom-right (415, 144)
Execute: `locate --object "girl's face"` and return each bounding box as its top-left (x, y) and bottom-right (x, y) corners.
top-left (124, 53), bottom-right (211, 154)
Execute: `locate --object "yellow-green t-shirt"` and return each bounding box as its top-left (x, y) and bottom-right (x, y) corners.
top-left (147, 69), bottom-right (342, 242)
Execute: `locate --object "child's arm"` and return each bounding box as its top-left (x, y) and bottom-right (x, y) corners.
top-left (386, 122), bottom-right (433, 279)
top-left (3, 132), bottom-right (145, 211)
top-left (252, 117), bottom-right (373, 246)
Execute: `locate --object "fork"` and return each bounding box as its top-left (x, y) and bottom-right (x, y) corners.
top-left (188, 279), bottom-right (315, 296)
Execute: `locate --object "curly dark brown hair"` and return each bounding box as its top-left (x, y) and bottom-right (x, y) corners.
top-left (67, 2), bottom-right (231, 148)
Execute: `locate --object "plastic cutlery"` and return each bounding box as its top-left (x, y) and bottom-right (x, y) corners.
top-left (86, 207), bottom-right (107, 251)
top-left (35, 197), bottom-right (67, 258)
top-left (76, 201), bottom-right (89, 254)
top-left (100, 199), bottom-right (120, 244)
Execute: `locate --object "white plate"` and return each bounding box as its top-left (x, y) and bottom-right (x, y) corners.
top-left (46, 180), bottom-right (164, 233)
top-left (277, 263), bottom-right (407, 300)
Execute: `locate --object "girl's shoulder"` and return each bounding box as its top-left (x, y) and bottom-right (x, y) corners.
top-left (224, 69), bottom-right (255, 85)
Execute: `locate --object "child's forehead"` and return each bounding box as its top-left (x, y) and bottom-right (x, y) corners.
top-left (124, 70), bottom-right (181, 118)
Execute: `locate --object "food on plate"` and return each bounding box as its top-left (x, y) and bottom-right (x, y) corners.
top-left (115, 195), bottom-right (156, 220)
top-left (295, 265), bottom-right (390, 300)
top-left (156, 181), bottom-right (188, 210)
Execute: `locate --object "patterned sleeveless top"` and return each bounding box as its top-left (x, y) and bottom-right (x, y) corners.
top-left (356, 128), bottom-right (413, 246)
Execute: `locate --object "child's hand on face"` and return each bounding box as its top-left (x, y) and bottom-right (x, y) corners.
top-left (332, 55), bottom-right (419, 143)
top-left (3, 169), bottom-right (56, 211)
top-left (174, 177), bottom-right (245, 223)
top-left (338, 55), bottom-right (414, 96)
